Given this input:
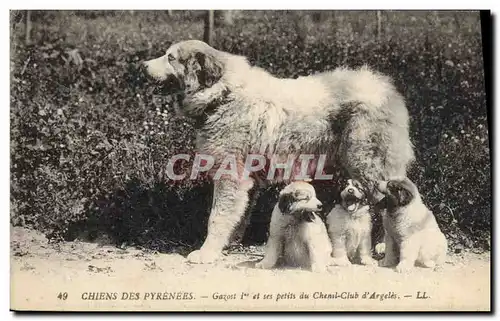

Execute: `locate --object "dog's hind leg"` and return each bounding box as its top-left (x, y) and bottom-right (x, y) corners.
top-left (337, 101), bottom-right (413, 204)
top-left (337, 117), bottom-right (386, 200)
top-left (187, 178), bottom-right (254, 263)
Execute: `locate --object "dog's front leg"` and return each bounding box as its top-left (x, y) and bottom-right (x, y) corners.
top-left (256, 206), bottom-right (284, 269)
top-left (395, 237), bottom-right (419, 273)
top-left (308, 241), bottom-right (330, 273)
top-left (359, 231), bottom-right (377, 266)
top-left (330, 234), bottom-right (351, 266)
top-left (187, 178), bottom-right (254, 264)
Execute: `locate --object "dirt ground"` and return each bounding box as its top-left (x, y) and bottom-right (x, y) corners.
top-left (10, 226), bottom-right (490, 312)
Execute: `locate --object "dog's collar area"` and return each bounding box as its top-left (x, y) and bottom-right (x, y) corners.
top-left (192, 89), bottom-right (232, 128)
top-left (299, 211), bottom-right (316, 222)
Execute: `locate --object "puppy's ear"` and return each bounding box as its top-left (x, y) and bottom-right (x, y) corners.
top-left (194, 52), bottom-right (223, 88)
top-left (373, 196), bottom-right (388, 212)
top-left (397, 187), bottom-right (413, 207)
top-left (352, 179), bottom-right (368, 197)
top-left (278, 193), bottom-right (294, 214)
top-left (373, 196), bottom-right (397, 213)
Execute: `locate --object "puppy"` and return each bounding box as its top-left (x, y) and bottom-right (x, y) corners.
top-left (376, 177), bottom-right (448, 273)
top-left (256, 182), bottom-right (332, 272)
top-left (326, 179), bottom-right (376, 266)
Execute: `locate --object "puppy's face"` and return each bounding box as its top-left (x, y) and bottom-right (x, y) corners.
top-left (143, 40), bottom-right (224, 105)
top-left (340, 179), bottom-right (367, 213)
top-left (278, 182), bottom-right (323, 216)
top-left (375, 177), bottom-right (417, 212)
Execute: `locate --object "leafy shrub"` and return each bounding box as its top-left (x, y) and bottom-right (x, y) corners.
top-left (10, 11), bottom-right (490, 252)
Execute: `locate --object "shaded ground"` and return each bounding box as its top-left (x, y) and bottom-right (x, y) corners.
top-left (10, 226), bottom-right (490, 311)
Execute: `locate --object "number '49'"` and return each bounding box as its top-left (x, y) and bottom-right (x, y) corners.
top-left (57, 292), bottom-right (68, 300)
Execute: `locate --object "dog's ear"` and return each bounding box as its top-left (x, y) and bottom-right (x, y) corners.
top-left (278, 193), bottom-right (295, 214)
top-left (373, 196), bottom-right (388, 212)
top-left (373, 195), bottom-right (398, 213)
top-left (352, 179), bottom-right (368, 197)
top-left (396, 186), bottom-right (413, 207)
top-left (194, 52), bottom-right (223, 88)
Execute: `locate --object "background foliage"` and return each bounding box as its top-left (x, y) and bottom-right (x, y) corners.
top-left (10, 10), bottom-right (490, 253)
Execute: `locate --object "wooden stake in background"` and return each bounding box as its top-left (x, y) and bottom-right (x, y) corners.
top-left (25, 10), bottom-right (32, 45)
top-left (377, 11), bottom-right (382, 41)
top-left (204, 10), bottom-right (214, 45)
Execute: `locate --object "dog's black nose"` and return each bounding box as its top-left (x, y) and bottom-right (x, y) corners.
top-left (317, 203), bottom-right (323, 210)
top-left (348, 188), bottom-right (355, 194)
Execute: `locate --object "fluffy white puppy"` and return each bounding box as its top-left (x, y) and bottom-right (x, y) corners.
top-left (256, 182), bottom-right (332, 272)
top-left (376, 177), bottom-right (448, 273)
top-left (327, 179), bottom-right (376, 266)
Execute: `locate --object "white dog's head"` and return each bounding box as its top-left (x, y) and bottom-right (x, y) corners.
top-left (340, 179), bottom-right (368, 214)
top-left (278, 182), bottom-right (323, 221)
top-left (143, 40), bottom-right (225, 106)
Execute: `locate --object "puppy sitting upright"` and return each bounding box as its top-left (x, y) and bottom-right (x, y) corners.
top-left (256, 181), bottom-right (332, 273)
top-left (376, 177), bottom-right (448, 273)
top-left (327, 179), bottom-right (376, 266)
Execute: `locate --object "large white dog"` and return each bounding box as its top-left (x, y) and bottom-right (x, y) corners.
top-left (143, 40), bottom-right (414, 264)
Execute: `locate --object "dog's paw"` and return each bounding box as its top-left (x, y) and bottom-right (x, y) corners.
top-left (433, 265), bottom-right (444, 272)
top-left (420, 260), bottom-right (436, 269)
top-left (360, 256), bottom-right (377, 266)
top-left (187, 249), bottom-right (220, 264)
top-left (395, 262), bottom-right (414, 273)
top-left (375, 243), bottom-right (386, 255)
top-left (255, 260), bottom-right (276, 270)
top-left (330, 257), bottom-right (352, 267)
top-left (378, 258), bottom-right (396, 268)
top-left (310, 263), bottom-right (328, 273)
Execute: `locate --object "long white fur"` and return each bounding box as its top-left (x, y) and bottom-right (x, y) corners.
top-left (326, 181), bottom-right (376, 266)
top-left (378, 178), bottom-right (448, 273)
top-left (144, 40), bottom-right (415, 264)
top-left (256, 182), bottom-right (332, 272)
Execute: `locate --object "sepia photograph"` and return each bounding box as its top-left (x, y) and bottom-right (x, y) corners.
top-left (9, 9), bottom-right (491, 312)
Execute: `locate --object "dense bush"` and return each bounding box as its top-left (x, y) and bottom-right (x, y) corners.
top-left (10, 11), bottom-right (490, 252)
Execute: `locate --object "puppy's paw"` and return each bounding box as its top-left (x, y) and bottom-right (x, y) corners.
top-left (420, 260), bottom-right (436, 269)
top-left (360, 256), bottom-right (377, 266)
top-left (186, 249), bottom-right (220, 264)
top-left (395, 262), bottom-right (414, 273)
top-left (310, 263), bottom-right (328, 273)
top-left (433, 265), bottom-right (444, 272)
top-left (330, 257), bottom-right (352, 267)
top-left (378, 258), bottom-right (395, 268)
top-left (255, 259), bottom-right (276, 270)
top-left (375, 243), bottom-right (386, 255)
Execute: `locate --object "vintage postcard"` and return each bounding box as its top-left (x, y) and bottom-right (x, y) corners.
top-left (10, 10), bottom-right (491, 312)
